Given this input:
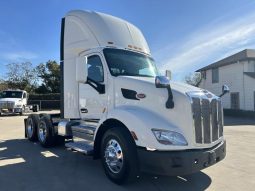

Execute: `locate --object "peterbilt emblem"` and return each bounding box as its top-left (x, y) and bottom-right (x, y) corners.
top-left (202, 90), bottom-right (212, 98)
top-left (206, 93), bottom-right (213, 98)
top-left (136, 93), bottom-right (146, 99)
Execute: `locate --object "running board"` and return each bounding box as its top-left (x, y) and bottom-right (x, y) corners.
top-left (71, 124), bottom-right (96, 142)
top-left (65, 141), bottom-right (94, 155)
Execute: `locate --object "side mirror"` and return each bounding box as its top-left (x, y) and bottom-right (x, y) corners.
top-left (155, 76), bottom-right (170, 88)
top-left (76, 56), bottom-right (88, 83)
top-left (219, 85), bottom-right (230, 97)
top-left (165, 70), bottom-right (172, 80)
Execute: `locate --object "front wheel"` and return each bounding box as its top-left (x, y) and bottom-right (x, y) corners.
top-left (19, 106), bottom-right (25, 116)
top-left (100, 128), bottom-right (139, 185)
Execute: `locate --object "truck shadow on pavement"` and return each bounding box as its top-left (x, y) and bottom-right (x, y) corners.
top-left (0, 139), bottom-right (211, 191)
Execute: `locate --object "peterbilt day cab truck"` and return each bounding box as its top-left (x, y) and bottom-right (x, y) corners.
top-left (0, 90), bottom-right (38, 115)
top-left (24, 10), bottom-right (228, 184)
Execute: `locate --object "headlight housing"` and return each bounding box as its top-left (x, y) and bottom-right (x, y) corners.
top-left (152, 129), bottom-right (188, 146)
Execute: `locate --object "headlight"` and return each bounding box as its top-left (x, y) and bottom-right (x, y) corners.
top-left (152, 129), bottom-right (188, 146)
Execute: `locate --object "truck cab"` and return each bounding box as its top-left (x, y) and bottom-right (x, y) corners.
top-left (25, 10), bottom-right (227, 184)
top-left (0, 90), bottom-right (28, 115)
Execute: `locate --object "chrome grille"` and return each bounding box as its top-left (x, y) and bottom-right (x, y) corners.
top-left (0, 101), bottom-right (15, 109)
top-left (192, 98), bottom-right (202, 143)
top-left (201, 99), bottom-right (210, 143)
top-left (191, 96), bottom-right (223, 144)
top-left (218, 101), bottom-right (223, 137)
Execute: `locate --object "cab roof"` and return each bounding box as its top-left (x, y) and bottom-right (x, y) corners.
top-left (65, 10), bottom-right (150, 55)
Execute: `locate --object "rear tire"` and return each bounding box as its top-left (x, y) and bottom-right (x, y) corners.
top-left (100, 127), bottom-right (139, 185)
top-left (26, 114), bottom-right (39, 141)
top-left (37, 115), bottom-right (56, 147)
top-left (33, 105), bottom-right (39, 112)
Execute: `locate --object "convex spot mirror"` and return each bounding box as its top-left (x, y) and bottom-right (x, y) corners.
top-left (155, 76), bottom-right (170, 88)
top-left (76, 56), bottom-right (88, 83)
top-left (220, 84), bottom-right (230, 97)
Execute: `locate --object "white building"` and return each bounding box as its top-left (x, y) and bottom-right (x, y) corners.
top-left (197, 49), bottom-right (255, 111)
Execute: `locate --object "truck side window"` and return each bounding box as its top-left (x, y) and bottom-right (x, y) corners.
top-left (87, 55), bottom-right (104, 82)
top-left (23, 93), bottom-right (27, 98)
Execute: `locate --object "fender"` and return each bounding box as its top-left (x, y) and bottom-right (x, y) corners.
top-left (95, 105), bottom-right (187, 150)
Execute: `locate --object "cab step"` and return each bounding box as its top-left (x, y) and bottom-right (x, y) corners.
top-left (71, 124), bottom-right (96, 142)
top-left (65, 141), bottom-right (94, 155)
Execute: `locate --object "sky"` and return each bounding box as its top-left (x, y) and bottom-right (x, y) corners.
top-left (1, 0), bottom-right (255, 81)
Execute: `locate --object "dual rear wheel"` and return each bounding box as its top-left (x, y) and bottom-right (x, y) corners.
top-left (26, 114), bottom-right (56, 147)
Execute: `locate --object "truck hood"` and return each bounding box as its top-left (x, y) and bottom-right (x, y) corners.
top-left (113, 76), bottom-right (196, 129)
top-left (116, 76), bottom-right (202, 95)
top-left (113, 75), bottom-right (222, 149)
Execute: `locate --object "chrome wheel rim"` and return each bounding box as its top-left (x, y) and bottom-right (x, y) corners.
top-left (27, 118), bottom-right (33, 138)
top-left (104, 139), bottom-right (124, 173)
top-left (38, 121), bottom-right (47, 142)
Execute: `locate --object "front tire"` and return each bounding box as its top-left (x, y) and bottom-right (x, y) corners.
top-left (19, 106), bottom-right (25, 116)
top-left (33, 105), bottom-right (39, 112)
top-left (37, 115), bottom-right (56, 147)
top-left (100, 128), bottom-right (139, 185)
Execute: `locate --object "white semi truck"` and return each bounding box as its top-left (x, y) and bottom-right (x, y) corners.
top-left (0, 89), bottom-right (38, 115)
top-left (24, 10), bottom-right (228, 184)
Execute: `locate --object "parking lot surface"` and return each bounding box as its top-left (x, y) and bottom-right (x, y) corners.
top-left (0, 112), bottom-right (255, 191)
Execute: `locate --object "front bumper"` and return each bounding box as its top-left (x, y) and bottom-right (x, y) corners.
top-left (137, 140), bottom-right (226, 176)
top-left (0, 108), bottom-right (22, 113)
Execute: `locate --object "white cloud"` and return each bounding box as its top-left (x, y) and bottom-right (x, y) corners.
top-left (2, 51), bottom-right (38, 62)
top-left (158, 12), bottom-right (255, 80)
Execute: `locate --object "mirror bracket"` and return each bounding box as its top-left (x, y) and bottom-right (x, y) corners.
top-left (155, 76), bottom-right (174, 109)
top-left (219, 84), bottom-right (230, 97)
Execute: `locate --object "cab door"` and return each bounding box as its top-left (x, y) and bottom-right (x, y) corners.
top-left (78, 53), bottom-right (108, 120)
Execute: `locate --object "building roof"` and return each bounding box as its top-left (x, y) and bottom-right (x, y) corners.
top-left (196, 49), bottom-right (255, 72)
top-left (244, 72), bottom-right (255, 79)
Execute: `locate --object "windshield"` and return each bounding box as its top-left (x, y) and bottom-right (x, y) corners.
top-left (103, 48), bottom-right (159, 77)
top-left (1, 91), bottom-right (23, 98)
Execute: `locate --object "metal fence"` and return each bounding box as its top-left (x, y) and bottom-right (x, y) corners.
top-left (28, 100), bottom-right (60, 110)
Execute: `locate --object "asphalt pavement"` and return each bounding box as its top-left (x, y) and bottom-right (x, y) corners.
top-left (0, 112), bottom-right (255, 191)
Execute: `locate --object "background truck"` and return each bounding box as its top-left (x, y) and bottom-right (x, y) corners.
top-left (24, 10), bottom-right (228, 184)
top-left (0, 89), bottom-right (39, 116)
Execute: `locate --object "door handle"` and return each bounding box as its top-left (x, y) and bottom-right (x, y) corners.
top-left (80, 108), bottom-right (88, 113)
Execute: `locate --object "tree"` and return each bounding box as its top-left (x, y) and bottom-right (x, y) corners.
top-left (0, 79), bottom-right (8, 91)
top-left (4, 62), bottom-right (38, 92)
top-left (185, 72), bottom-right (202, 87)
top-left (36, 60), bottom-right (60, 93)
